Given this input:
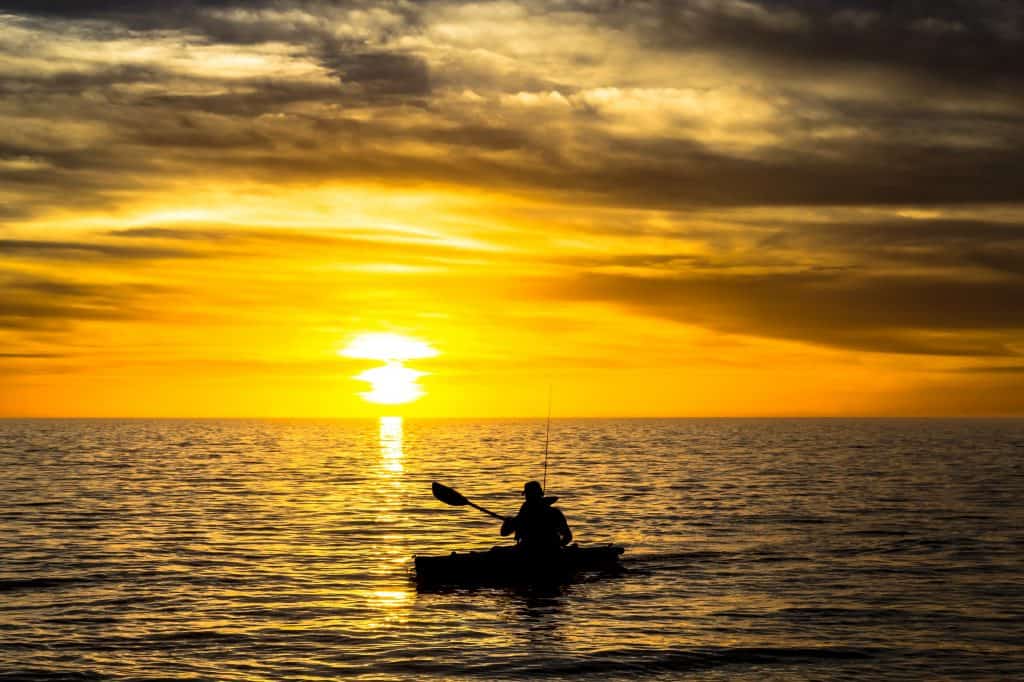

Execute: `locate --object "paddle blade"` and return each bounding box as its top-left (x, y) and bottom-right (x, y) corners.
top-left (432, 481), bottom-right (469, 507)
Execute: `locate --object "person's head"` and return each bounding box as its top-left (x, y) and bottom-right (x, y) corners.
top-left (522, 480), bottom-right (544, 501)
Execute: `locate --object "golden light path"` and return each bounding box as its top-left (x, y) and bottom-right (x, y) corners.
top-left (379, 416), bottom-right (404, 473)
top-left (340, 333), bottom-right (439, 406)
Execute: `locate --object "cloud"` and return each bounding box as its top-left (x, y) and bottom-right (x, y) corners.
top-left (0, 352), bottom-right (65, 359)
top-left (0, 1), bottom-right (1022, 219)
top-left (624, 1), bottom-right (1024, 89)
top-left (106, 227), bottom-right (236, 241)
top-left (954, 365), bottom-right (1024, 374)
top-left (536, 212), bottom-right (1024, 360)
top-left (554, 269), bottom-right (1024, 357)
top-left (0, 238), bottom-right (198, 261)
top-left (0, 273), bottom-right (164, 331)
top-left (323, 50), bottom-right (431, 98)
top-left (0, 1), bottom-right (276, 25)
top-left (2, 0), bottom-right (1024, 407)
top-left (754, 218), bottom-right (1024, 275)
top-left (104, 224), bottom-right (493, 260)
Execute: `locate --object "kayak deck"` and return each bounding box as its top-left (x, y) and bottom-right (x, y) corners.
top-left (414, 544), bottom-right (625, 586)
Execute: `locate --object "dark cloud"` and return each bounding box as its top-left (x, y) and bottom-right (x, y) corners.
top-left (1, 1), bottom-right (428, 94)
top-left (555, 269), bottom-right (1024, 357)
top-left (954, 365), bottom-right (1024, 374)
top-left (0, 352), bottom-right (65, 359)
top-left (0, 238), bottom-right (198, 261)
top-left (2, 0), bottom-right (1024, 369)
top-left (108, 227), bottom-right (235, 241)
top-left (559, 137), bottom-right (1024, 208)
top-left (756, 218), bottom-right (1024, 276)
top-left (104, 225), bottom-right (492, 267)
top-left (0, 64), bottom-right (166, 97)
top-left (131, 83), bottom-right (345, 118)
top-left (0, 140), bottom-right (161, 218)
top-left (630, 1), bottom-right (1024, 89)
top-left (33, 106), bottom-right (1017, 214)
top-left (324, 50), bottom-right (430, 98)
top-left (0, 273), bottom-right (160, 331)
top-left (0, 1), bottom-right (153, 16)
top-left (0, 1), bottom-right (273, 23)
top-left (7, 0), bottom-right (1023, 98)
top-left (1, 1), bottom-right (1021, 215)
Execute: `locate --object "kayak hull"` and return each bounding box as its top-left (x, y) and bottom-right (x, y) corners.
top-left (414, 544), bottom-right (625, 586)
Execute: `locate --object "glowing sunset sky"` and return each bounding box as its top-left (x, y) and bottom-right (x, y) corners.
top-left (2, 1), bottom-right (1023, 417)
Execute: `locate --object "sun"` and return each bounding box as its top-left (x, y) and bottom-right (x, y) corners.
top-left (340, 333), bottom-right (438, 405)
top-left (354, 362), bottom-right (426, 404)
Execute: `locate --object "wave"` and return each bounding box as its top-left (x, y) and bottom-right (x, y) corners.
top-left (0, 577), bottom-right (84, 593)
top-left (624, 550), bottom-right (731, 564)
top-left (531, 646), bottom-right (873, 676)
top-left (377, 645), bottom-right (880, 678)
top-left (0, 672), bottom-right (105, 681)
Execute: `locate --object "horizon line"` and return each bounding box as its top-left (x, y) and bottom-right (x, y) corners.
top-left (2, 415), bottom-right (1023, 420)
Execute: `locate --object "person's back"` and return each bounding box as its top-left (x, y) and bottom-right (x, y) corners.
top-left (501, 481), bottom-right (572, 554)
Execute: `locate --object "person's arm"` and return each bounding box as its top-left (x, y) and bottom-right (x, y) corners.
top-left (502, 502), bottom-right (527, 538)
top-left (557, 509), bottom-right (573, 546)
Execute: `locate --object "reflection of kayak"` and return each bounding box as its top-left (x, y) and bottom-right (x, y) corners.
top-left (414, 544), bottom-right (625, 586)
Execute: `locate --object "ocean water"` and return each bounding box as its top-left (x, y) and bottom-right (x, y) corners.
top-left (1, 418), bottom-right (1023, 681)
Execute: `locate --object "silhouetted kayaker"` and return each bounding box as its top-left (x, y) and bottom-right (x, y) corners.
top-left (501, 481), bottom-right (572, 552)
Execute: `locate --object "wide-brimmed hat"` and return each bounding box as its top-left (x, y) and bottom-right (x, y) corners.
top-left (522, 481), bottom-right (543, 498)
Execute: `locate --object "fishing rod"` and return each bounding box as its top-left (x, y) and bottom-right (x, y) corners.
top-left (542, 384), bottom-right (552, 491)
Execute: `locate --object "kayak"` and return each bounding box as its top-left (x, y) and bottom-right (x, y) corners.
top-left (414, 543), bottom-right (625, 586)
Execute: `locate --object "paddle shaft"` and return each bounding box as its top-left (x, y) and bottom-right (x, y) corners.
top-left (466, 500), bottom-right (506, 521)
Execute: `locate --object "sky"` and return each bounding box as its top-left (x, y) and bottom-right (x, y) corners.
top-left (2, 0), bottom-right (1024, 417)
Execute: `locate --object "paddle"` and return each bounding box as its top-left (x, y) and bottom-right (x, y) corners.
top-left (431, 481), bottom-right (506, 521)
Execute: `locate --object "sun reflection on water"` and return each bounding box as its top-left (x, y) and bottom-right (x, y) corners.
top-left (365, 416), bottom-right (415, 629)
top-left (379, 416), bottom-right (404, 473)
top-left (371, 589), bottom-right (410, 605)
